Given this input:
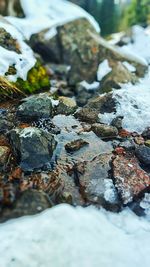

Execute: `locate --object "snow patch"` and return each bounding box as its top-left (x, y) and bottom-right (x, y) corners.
top-left (97, 59), bottom-right (112, 81)
top-left (100, 70), bottom-right (150, 133)
top-left (80, 80), bottom-right (100, 91)
top-left (0, 205), bottom-right (150, 267)
top-left (0, 20), bottom-right (35, 82)
top-left (6, 0), bottom-right (100, 40)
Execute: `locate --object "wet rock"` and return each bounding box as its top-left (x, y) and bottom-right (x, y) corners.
top-left (17, 93), bottom-right (53, 121)
top-left (142, 127), bottom-right (150, 139)
top-left (0, 190), bottom-right (51, 222)
top-left (111, 116), bottom-right (123, 130)
top-left (74, 107), bottom-right (99, 123)
top-left (0, 146), bottom-right (10, 171)
top-left (119, 139), bottom-right (135, 151)
top-left (65, 139), bottom-right (89, 153)
top-left (91, 123), bottom-right (118, 138)
top-left (86, 93), bottom-right (116, 114)
top-left (145, 140), bottom-right (150, 147)
top-left (113, 153), bottom-right (150, 204)
top-left (80, 153), bottom-right (119, 211)
top-left (55, 96), bottom-right (77, 115)
top-left (0, 112), bottom-right (13, 133)
top-left (135, 146), bottom-right (150, 166)
top-left (9, 127), bottom-right (57, 171)
top-left (57, 18), bottom-right (100, 85)
top-left (100, 62), bottom-right (137, 93)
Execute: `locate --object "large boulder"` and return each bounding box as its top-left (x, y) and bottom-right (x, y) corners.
top-left (30, 18), bottom-right (100, 85)
top-left (9, 127), bottom-right (57, 171)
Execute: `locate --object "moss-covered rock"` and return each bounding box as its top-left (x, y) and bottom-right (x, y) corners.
top-left (14, 61), bottom-right (50, 94)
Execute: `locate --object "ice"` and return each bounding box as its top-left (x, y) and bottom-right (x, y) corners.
top-left (6, 0), bottom-right (100, 40)
top-left (0, 204), bottom-right (150, 267)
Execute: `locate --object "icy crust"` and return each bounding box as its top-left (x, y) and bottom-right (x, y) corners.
top-left (0, 20), bottom-right (36, 82)
top-left (0, 204), bottom-right (150, 267)
top-left (6, 0), bottom-right (100, 40)
top-left (100, 69), bottom-right (150, 133)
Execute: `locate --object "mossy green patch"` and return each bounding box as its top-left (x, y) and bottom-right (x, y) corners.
top-left (14, 61), bottom-right (50, 94)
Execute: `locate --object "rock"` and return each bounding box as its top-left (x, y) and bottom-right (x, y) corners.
top-left (113, 153), bottom-right (150, 204)
top-left (74, 107), bottom-right (99, 123)
top-left (145, 140), bottom-right (150, 147)
top-left (134, 136), bottom-right (145, 145)
top-left (9, 127), bottom-right (57, 171)
top-left (80, 153), bottom-right (119, 211)
top-left (89, 31), bottom-right (148, 77)
top-left (111, 116), bottom-right (123, 130)
top-left (55, 97), bottom-right (77, 115)
top-left (17, 93), bottom-right (53, 121)
top-left (65, 139), bottom-right (89, 153)
top-left (0, 0), bottom-right (24, 17)
top-left (57, 18), bottom-right (100, 85)
top-left (91, 123), bottom-right (118, 138)
top-left (100, 62), bottom-right (137, 93)
top-left (32, 118), bottom-right (61, 135)
top-left (86, 92), bottom-right (116, 114)
top-left (119, 139), bottom-right (135, 150)
top-left (0, 190), bottom-right (51, 222)
top-left (142, 127), bottom-right (150, 139)
top-left (0, 109), bottom-right (13, 133)
top-left (135, 146), bottom-right (150, 166)
top-left (30, 30), bottom-right (61, 63)
top-left (0, 146), bottom-right (10, 171)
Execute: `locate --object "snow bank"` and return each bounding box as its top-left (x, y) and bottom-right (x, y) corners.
top-left (0, 20), bottom-right (35, 82)
top-left (0, 204), bottom-right (150, 267)
top-left (6, 0), bottom-right (100, 40)
top-left (121, 25), bottom-right (150, 63)
top-left (100, 69), bottom-right (150, 133)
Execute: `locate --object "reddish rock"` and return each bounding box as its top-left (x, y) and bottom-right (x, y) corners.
top-left (113, 153), bottom-right (150, 204)
top-left (119, 129), bottom-right (131, 138)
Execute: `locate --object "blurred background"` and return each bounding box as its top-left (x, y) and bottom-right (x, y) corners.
top-left (70, 0), bottom-right (150, 35)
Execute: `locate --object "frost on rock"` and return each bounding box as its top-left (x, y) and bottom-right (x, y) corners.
top-left (6, 0), bottom-right (100, 40)
top-left (0, 19), bottom-right (36, 82)
top-left (0, 205), bottom-right (150, 267)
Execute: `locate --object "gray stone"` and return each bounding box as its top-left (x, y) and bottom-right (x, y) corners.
top-left (91, 123), bottom-right (118, 138)
top-left (135, 146), bottom-right (150, 166)
top-left (9, 127), bottom-right (57, 171)
top-left (17, 93), bottom-right (53, 121)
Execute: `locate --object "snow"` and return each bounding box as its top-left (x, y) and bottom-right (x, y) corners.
top-left (0, 204), bottom-right (150, 267)
top-left (121, 25), bottom-right (150, 63)
top-left (0, 20), bottom-right (35, 82)
top-left (97, 59), bottom-right (112, 81)
top-left (122, 61), bottom-right (136, 73)
top-left (100, 69), bottom-right (150, 133)
top-left (79, 80), bottom-right (100, 91)
top-left (6, 0), bottom-right (100, 40)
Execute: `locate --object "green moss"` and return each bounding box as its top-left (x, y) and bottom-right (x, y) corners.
top-left (14, 61), bottom-right (50, 94)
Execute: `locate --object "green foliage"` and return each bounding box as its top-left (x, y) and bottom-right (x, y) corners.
top-left (14, 61), bottom-right (50, 94)
top-left (121, 0), bottom-right (150, 30)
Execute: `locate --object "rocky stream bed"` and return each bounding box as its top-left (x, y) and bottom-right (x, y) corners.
top-left (1, 0), bottom-right (150, 266)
